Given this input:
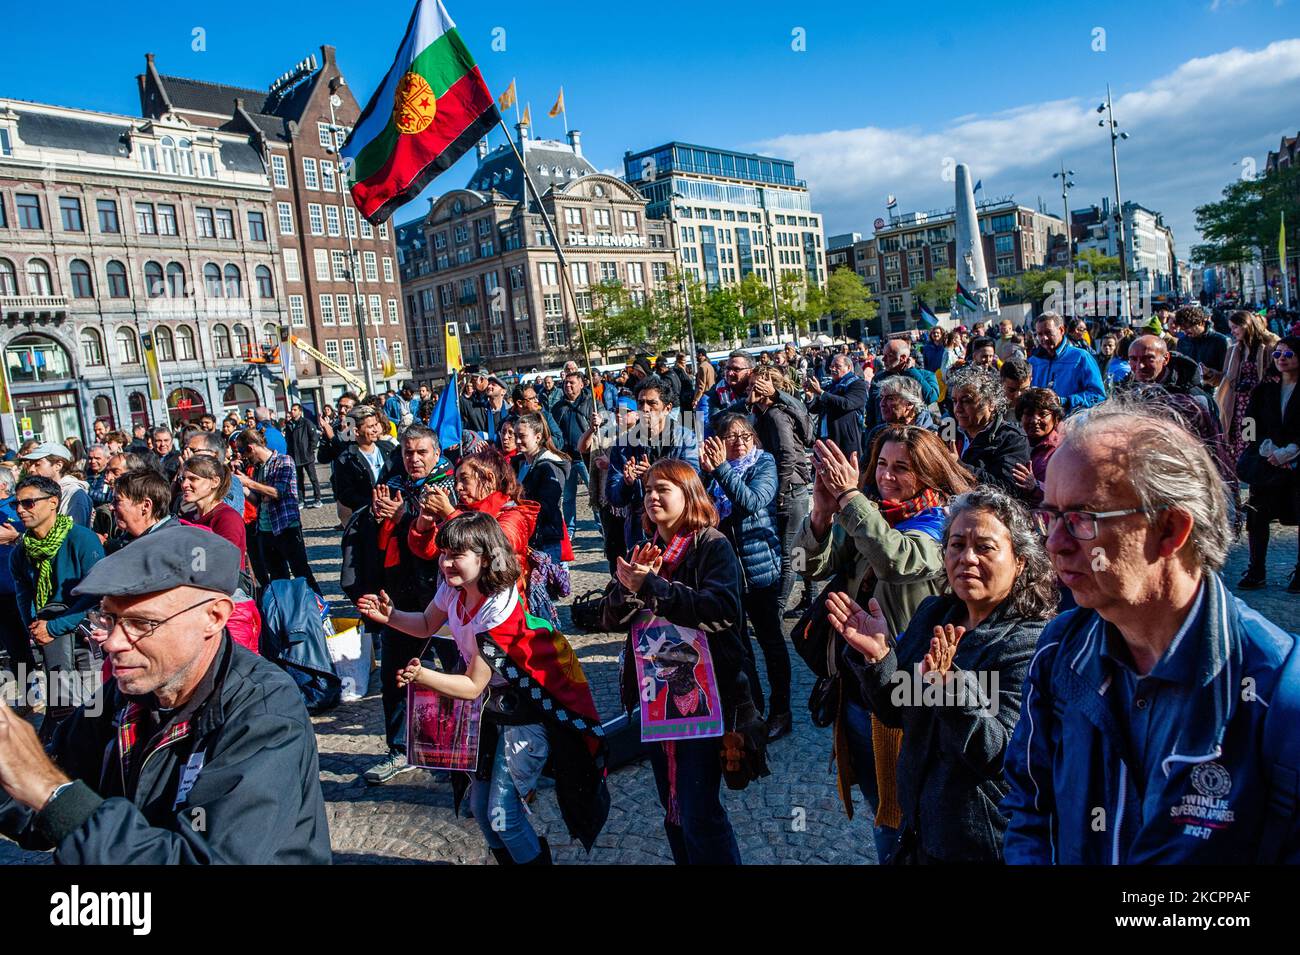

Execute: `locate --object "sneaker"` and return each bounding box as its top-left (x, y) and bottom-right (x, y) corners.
top-left (1237, 571), bottom-right (1266, 591)
top-left (363, 750), bottom-right (417, 785)
top-left (310, 500), bottom-right (324, 509)
top-left (1288, 569), bottom-right (1300, 595)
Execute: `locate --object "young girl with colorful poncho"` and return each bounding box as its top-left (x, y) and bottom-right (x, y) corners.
top-left (357, 511), bottom-right (607, 865)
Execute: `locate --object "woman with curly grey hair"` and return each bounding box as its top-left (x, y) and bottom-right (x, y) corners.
top-left (946, 363), bottom-right (1031, 497)
top-left (826, 487), bottom-right (1057, 863)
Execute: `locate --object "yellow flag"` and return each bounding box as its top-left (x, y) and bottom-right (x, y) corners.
top-left (140, 330), bottom-right (164, 402)
top-left (521, 103), bottom-right (532, 127)
top-left (0, 360), bottom-right (11, 415)
top-left (444, 321), bottom-right (463, 373)
top-left (548, 87), bottom-right (565, 118)
top-left (498, 79), bottom-right (516, 111)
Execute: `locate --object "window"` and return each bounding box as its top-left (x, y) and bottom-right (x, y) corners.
top-left (95, 199), bottom-right (119, 233)
top-left (336, 294), bottom-right (352, 325)
top-left (318, 123), bottom-right (333, 149)
top-left (215, 209), bottom-right (235, 240)
top-left (224, 264), bottom-right (242, 298)
top-left (324, 339), bottom-right (339, 363)
top-left (0, 195), bottom-right (6, 229)
top-left (388, 299), bottom-right (399, 324)
top-left (627, 262), bottom-right (643, 285)
top-left (308, 204), bottom-right (324, 235)
top-left (332, 250), bottom-right (349, 281)
top-left (196, 207), bottom-right (216, 238)
top-left (81, 328), bottom-right (105, 367)
top-left (116, 328), bottom-right (140, 364)
top-left (138, 144), bottom-right (158, 172)
top-left (106, 260), bottom-right (129, 298)
top-left (341, 339), bottom-right (357, 368)
top-left (391, 341), bottom-right (404, 367)
top-left (23, 258), bottom-right (50, 296)
top-left (16, 195), bottom-right (42, 229)
top-left (994, 234), bottom-right (1015, 255)
top-left (144, 261), bottom-right (165, 298)
top-left (204, 263), bottom-right (223, 297)
top-left (571, 262), bottom-right (589, 286)
top-left (157, 204), bottom-right (178, 236)
top-left (314, 249), bottom-right (330, 281)
top-left (277, 202), bottom-right (294, 235)
top-left (0, 259), bottom-right (15, 296)
top-left (60, 197), bottom-right (84, 232)
top-left (543, 293), bottom-right (562, 317)
top-left (212, 324), bottom-right (232, 359)
top-left (326, 206), bottom-right (341, 237)
top-left (621, 211), bottom-right (637, 229)
top-left (319, 294), bottom-right (335, 325)
top-left (321, 160), bottom-right (336, 192)
top-left (233, 324), bottom-right (252, 357)
top-left (378, 222), bottom-right (389, 240)
top-left (359, 214), bottom-right (372, 239)
top-left (255, 265), bottom-right (274, 298)
top-left (199, 152), bottom-right (216, 178)
top-left (369, 294), bottom-right (381, 325)
top-left (271, 154), bottom-right (288, 188)
top-left (564, 207), bottom-right (582, 226)
top-left (166, 262), bottom-right (185, 298)
top-left (382, 257), bottom-right (394, 283)
top-left (69, 260), bottom-right (94, 298)
top-left (302, 158), bottom-right (319, 190)
top-left (363, 251), bottom-right (377, 282)
top-left (592, 209), bottom-right (611, 228)
top-left (289, 295), bottom-right (306, 327)
top-left (177, 139), bottom-right (194, 177)
top-left (176, 325), bottom-right (196, 360)
top-left (600, 261), bottom-right (618, 282)
top-left (154, 326), bottom-right (175, 361)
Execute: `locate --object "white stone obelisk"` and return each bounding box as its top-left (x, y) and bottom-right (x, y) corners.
top-left (954, 163), bottom-right (996, 321)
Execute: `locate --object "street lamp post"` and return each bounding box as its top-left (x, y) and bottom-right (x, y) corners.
top-left (1098, 85), bottom-right (1131, 324)
top-left (1052, 162), bottom-right (1075, 317)
top-left (328, 91), bottom-right (377, 397)
top-left (665, 193), bottom-right (700, 364)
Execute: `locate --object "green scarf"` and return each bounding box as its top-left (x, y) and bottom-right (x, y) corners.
top-left (23, 513), bottom-right (73, 610)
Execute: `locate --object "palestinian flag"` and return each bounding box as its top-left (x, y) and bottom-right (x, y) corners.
top-left (956, 280), bottom-right (980, 311)
top-left (343, 0), bottom-right (499, 224)
top-left (919, 302), bottom-right (939, 328)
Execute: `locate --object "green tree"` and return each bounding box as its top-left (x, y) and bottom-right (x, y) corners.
top-left (1193, 163), bottom-right (1300, 270)
top-left (824, 268), bottom-right (878, 339)
top-left (1074, 247), bottom-right (1122, 280)
top-left (736, 272), bottom-right (776, 342)
top-left (582, 281), bottom-right (636, 363)
top-left (913, 267), bottom-right (956, 311)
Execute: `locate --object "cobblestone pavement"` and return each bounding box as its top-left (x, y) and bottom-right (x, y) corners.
top-left (4, 474), bottom-right (1297, 866)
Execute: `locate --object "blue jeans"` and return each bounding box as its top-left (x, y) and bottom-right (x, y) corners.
top-left (842, 696), bottom-right (900, 863)
top-left (470, 726), bottom-right (546, 862)
top-left (562, 458), bottom-right (591, 533)
top-left (649, 738), bottom-right (742, 865)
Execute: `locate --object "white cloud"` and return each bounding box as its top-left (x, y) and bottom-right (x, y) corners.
top-left (752, 39), bottom-right (1300, 259)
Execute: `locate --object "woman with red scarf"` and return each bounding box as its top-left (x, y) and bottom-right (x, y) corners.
top-left (599, 458), bottom-right (767, 864)
top-left (408, 448), bottom-right (538, 604)
top-left (795, 427), bottom-right (973, 862)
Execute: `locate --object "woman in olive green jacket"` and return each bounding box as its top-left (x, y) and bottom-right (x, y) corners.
top-left (795, 427), bottom-right (974, 861)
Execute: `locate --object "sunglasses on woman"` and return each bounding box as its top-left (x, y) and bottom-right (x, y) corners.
top-left (1274, 349), bottom-right (1296, 361)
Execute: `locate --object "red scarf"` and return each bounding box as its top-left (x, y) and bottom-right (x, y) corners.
top-left (656, 531), bottom-right (693, 577)
top-left (874, 487), bottom-right (944, 527)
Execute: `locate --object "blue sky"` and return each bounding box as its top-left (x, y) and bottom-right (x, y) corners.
top-left (3, 0), bottom-right (1298, 255)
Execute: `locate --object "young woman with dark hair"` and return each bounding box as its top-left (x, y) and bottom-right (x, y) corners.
top-left (515, 412), bottom-right (570, 563)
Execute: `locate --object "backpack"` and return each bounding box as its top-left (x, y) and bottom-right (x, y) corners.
top-left (259, 578), bottom-right (342, 714)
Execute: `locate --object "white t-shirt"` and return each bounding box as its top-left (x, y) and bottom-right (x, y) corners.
top-left (432, 581), bottom-right (515, 686)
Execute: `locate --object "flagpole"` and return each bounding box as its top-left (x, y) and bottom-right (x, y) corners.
top-left (1283, 212), bottom-right (1292, 311)
top-left (495, 116), bottom-right (597, 389)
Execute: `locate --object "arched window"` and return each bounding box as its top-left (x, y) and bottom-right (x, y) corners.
top-left (175, 324), bottom-right (196, 361)
top-left (80, 328), bottom-right (105, 366)
top-left (177, 138), bottom-right (194, 177)
top-left (69, 259), bottom-right (94, 298)
top-left (26, 259), bottom-right (52, 296)
top-left (263, 322), bottom-right (278, 346)
top-left (166, 262), bottom-right (186, 298)
top-left (92, 395), bottom-right (115, 429)
top-left (153, 326), bottom-right (175, 362)
top-left (211, 323), bottom-right (232, 359)
top-left (204, 263), bottom-right (223, 298)
top-left (106, 260), bottom-right (129, 298)
top-left (224, 264), bottom-right (242, 298)
top-left (116, 327), bottom-right (140, 364)
top-left (160, 135), bottom-right (177, 175)
top-left (0, 259), bottom-right (16, 296)
top-left (144, 261), bottom-right (165, 298)
top-left (233, 324), bottom-right (252, 358)
top-left (255, 265), bottom-right (274, 298)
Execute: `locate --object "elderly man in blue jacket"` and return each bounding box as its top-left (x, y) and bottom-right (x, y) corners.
top-left (1027, 312), bottom-right (1105, 413)
top-left (1002, 398), bottom-right (1300, 864)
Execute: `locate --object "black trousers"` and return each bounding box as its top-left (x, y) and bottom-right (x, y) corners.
top-left (776, 484), bottom-right (810, 607)
top-left (246, 522), bottom-right (269, 590)
top-left (258, 523), bottom-right (323, 596)
top-left (1246, 484), bottom-right (1300, 574)
top-left (745, 581), bottom-right (791, 717)
top-left (0, 593), bottom-right (34, 674)
top-left (296, 464), bottom-right (321, 505)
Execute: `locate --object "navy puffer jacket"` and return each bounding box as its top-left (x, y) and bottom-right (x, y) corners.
top-left (706, 451), bottom-right (781, 591)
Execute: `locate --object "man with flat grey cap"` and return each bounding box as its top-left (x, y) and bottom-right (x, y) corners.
top-left (0, 526), bottom-right (330, 863)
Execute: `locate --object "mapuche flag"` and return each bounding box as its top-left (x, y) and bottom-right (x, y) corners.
top-left (343, 0), bottom-right (499, 224)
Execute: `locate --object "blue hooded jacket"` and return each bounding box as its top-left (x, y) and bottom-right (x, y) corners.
top-left (1028, 340), bottom-right (1105, 412)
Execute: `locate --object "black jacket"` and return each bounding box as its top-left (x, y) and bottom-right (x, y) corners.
top-left (151, 449), bottom-right (182, 482)
top-left (720, 391), bottom-right (813, 504)
top-left (1243, 379), bottom-right (1300, 498)
top-left (330, 440), bottom-right (397, 512)
top-left (959, 413), bottom-right (1031, 496)
top-left (551, 391), bottom-right (595, 455)
top-left (599, 527), bottom-right (757, 728)
top-left (519, 453), bottom-right (569, 547)
top-left (844, 594), bottom-right (1045, 863)
top-left (808, 373), bottom-right (870, 461)
top-left (286, 417), bottom-right (319, 466)
top-left (0, 636), bottom-right (331, 863)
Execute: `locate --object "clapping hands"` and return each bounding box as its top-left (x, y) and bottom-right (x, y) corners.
top-left (700, 436), bottom-right (727, 472)
top-left (826, 592), bottom-right (890, 664)
top-left (615, 541), bottom-right (663, 594)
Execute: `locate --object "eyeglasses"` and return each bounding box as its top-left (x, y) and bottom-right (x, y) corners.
top-left (724, 365), bottom-right (748, 373)
top-left (1030, 506), bottom-right (1166, 541)
top-left (14, 495), bottom-right (54, 510)
top-left (721, 432), bottom-right (754, 444)
top-left (85, 597), bottom-right (217, 645)
top-left (1274, 350), bottom-right (1296, 360)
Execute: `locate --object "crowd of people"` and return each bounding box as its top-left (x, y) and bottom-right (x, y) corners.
top-left (1, 300), bottom-right (1299, 866)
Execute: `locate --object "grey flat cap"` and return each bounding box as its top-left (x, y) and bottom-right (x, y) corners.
top-left (73, 525), bottom-right (241, 598)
